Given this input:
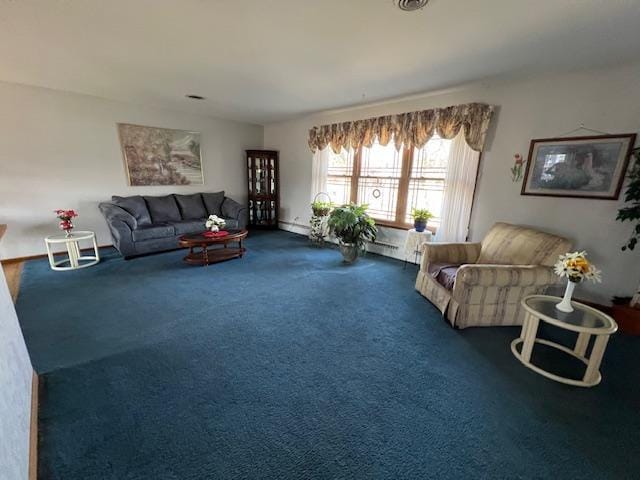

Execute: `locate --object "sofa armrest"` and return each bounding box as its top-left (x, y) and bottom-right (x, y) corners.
top-left (99, 203), bottom-right (137, 257)
top-left (421, 242), bottom-right (481, 270)
top-left (454, 264), bottom-right (558, 289)
top-left (99, 203), bottom-right (137, 230)
top-left (221, 197), bottom-right (248, 229)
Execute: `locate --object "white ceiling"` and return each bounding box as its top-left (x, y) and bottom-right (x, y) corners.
top-left (1, 0), bottom-right (639, 125)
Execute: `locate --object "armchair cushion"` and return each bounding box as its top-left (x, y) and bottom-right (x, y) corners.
top-left (427, 263), bottom-right (460, 290)
top-left (202, 191), bottom-right (225, 216)
top-left (477, 222), bottom-right (572, 267)
top-left (174, 194), bottom-right (207, 220)
top-left (112, 195), bottom-right (152, 226)
top-left (144, 195), bottom-right (181, 223)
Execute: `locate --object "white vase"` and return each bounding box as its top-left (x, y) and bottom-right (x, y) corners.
top-left (556, 280), bottom-right (577, 312)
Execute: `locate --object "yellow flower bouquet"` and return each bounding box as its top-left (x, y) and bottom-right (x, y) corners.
top-left (554, 251), bottom-right (601, 312)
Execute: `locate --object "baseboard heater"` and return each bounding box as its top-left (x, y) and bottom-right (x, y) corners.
top-left (368, 240), bottom-right (399, 250)
top-left (280, 221), bottom-right (400, 250)
top-left (279, 220), bottom-right (310, 230)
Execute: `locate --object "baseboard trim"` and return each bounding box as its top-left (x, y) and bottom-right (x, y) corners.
top-left (29, 371), bottom-right (38, 480)
top-left (1, 244), bottom-right (113, 264)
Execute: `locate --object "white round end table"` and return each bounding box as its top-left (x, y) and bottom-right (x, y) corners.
top-left (403, 228), bottom-right (432, 268)
top-left (44, 231), bottom-right (100, 271)
top-left (511, 295), bottom-right (617, 387)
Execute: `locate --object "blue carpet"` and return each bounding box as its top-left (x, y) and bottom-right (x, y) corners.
top-left (16, 231), bottom-right (640, 479)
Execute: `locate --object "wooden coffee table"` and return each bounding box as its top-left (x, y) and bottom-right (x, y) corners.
top-left (178, 229), bottom-right (248, 266)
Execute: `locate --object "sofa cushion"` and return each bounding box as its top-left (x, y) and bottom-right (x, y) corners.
top-left (172, 219), bottom-right (206, 235)
top-left (132, 223), bottom-right (176, 242)
top-left (222, 218), bottom-right (239, 230)
top-left (174, 194), bottom-right (207, 220)
top-left (428, 263), bottom-right (461, 290)
top-left (477, 222), bottom-right (572, 267)
top-left (202, 191), bottom-right (225, 216)
top-left (111, 195), bottom-right (152, 226)
top-left (144, 195), bottom-right (182, 223)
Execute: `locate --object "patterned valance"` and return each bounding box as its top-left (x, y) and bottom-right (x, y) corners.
top-left (308, 103), bottom-right (494, 153)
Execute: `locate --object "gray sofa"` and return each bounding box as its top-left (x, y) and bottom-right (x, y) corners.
top-left (99, 192), bottom-right (247, 258)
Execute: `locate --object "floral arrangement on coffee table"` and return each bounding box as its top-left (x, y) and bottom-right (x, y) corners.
top-left (205, 214), bottom-right (226, 233)
top-left (553, 251), bottom-right (601, 312)
top-left (54, 209), bottom-right (78, 236)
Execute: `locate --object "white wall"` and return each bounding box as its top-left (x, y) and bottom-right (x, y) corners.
top-left (0, 262), bottom-right (33, 480)
top-left (264, 62), bottom-right (640, 305)
top-left (0, 82), bottom-right (263, 259)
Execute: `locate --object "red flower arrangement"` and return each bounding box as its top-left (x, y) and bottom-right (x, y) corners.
top-left (54, 209), bottom-right (78, 236)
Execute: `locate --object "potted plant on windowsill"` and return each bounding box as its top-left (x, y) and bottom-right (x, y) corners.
top-left (411, 208), bottom-right (433, 233)
top-left (328, 203), bottom-right (377, 263)
top-left (613, 147), bottom-right (640, 334)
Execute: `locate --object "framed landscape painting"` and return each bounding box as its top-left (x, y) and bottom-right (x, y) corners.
top-left (521, 134), bottom-right (636, 199)
top-left (118, 123), bottom-right (204, 186)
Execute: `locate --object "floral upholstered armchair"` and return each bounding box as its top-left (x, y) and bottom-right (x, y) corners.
top-left (415, 222), bottom-right (573, 328)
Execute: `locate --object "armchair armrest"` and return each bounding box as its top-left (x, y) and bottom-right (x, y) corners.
top-left (454, 264), bottom-right (558, 289)
top-left (421, 242), bottom-right (481, 270)
top-left (221, 197), bottom-right (248, 229)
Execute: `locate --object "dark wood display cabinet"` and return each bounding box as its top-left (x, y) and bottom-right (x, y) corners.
top-left (246, 150), bottom-right (279, 229)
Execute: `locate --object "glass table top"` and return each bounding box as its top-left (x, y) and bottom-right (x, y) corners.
top-left (523, 296), bottom-right (613, 330)
top-left (46, 231), bottom-right (95, 241)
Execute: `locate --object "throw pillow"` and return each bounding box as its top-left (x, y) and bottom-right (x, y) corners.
top-left (111, 195), bottom-right (152, 226)
top-left (174, 194), bottom-right (207, 220)
top-left (202, 191), bottom-right (225, 216)
top-left (144, 195), bottom-right (182, 223)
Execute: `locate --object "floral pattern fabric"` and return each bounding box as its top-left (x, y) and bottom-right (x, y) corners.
top-left (308, 103), bottom-right (494, 154)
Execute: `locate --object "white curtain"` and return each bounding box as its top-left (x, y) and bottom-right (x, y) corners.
top-left (436, 132), bottom-right (481, 242)
top-left (310, 146), bottom-right (330, 202)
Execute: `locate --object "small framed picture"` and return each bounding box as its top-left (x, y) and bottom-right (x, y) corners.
top-left (521, 134), bottom-right (636, 199)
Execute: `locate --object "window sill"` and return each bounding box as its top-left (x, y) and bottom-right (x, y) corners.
top-left (374, 220), bottom-right (437, 235)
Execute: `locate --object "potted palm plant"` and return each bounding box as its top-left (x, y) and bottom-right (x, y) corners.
top-left (613, 146), bottom-right (640, 334)
top-left (411, 208), bottom-right (433, 232)
top-left (328, 203), bottom-right (377, 263)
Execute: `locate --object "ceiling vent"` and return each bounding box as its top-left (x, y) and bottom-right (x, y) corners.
top-left (185, 94), bottom-right (205, 100)
top-left (395, 0), bottom-right (429, 11)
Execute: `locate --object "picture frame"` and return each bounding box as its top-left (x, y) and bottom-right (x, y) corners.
top-left (521, 134), bottom-right (636, 199)
top-left (117, 123), bottom-right (204, 186)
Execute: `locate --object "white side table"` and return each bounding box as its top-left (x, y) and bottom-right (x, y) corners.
top-left (44, 231), bottom-right (100, 271)
top-left (403, 228), bottom-right (432, 268)
top-left (511, 295), bottom-right (617, 387)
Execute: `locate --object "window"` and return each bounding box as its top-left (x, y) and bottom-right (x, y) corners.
top-left (326, 135), bottom-right (453, 228)
top-left (326, 148), bottom-right (354, 206)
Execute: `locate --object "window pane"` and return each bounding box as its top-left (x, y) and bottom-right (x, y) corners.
top-left (360, 141), bottom-right (402, 178)
top-left (405, 179), bottom-right (444, 225)
top-left (357, 177), bottom-right (399, 221)
top-left (406, 135), bottom-right (452, 225)
top-left (411, 135), bottom-right (451, 179)
top-left (327, 176), bottom-right (351, 206)
top-left (327, 148), bottom-right (354, 176)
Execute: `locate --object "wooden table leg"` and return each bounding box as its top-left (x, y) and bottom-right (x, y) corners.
top-left (203, 246), bottom-right (209, 266)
